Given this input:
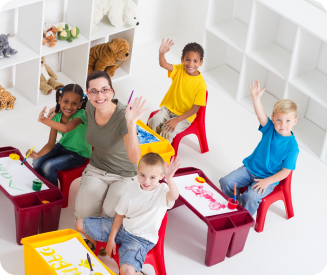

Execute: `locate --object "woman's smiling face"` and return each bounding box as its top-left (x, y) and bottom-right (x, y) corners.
top-left (87, 77), bottom-right (114, 110)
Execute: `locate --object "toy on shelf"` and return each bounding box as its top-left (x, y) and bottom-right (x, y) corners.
top-left (0, 85), bottom-right (16, 110)
top-left (57, 23), bottom-right (80, 42)
top-left (0, 34), bottom-right (18, 58)
top-left (88, 38), bottom-right (130, 77)
top-left (92, 0), bottom-right (140, 34)
top-left (40, 56), bottom-right (64, 95)
top-left (42, 23), bottom-right (58, 48)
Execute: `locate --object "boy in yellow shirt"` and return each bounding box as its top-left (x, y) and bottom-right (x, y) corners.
top-left (148, 39), bottom-right (207, 143)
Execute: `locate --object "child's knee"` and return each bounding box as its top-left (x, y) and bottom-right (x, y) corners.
top-left (219, 176), bottom-right (230, 190)
top-left (120, 264), bottom-right (135, 275)
top-left (75, 219), bottom-right (84, 233)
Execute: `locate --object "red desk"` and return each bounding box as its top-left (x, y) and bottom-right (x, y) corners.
top-left (0, 147), bottom-right (65, 245)
top-left (170, 167), bottom-right (254, 266)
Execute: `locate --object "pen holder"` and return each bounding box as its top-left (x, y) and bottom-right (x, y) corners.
top-left (227, 198), bottom-right (239, 210)
top-left (32, 179), bottom-right (43, 191)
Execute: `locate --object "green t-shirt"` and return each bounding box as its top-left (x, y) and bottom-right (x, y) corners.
top-left (53, 109), bottom-right (92, 158)
top-left (85, 100), bottom-right (137, 177)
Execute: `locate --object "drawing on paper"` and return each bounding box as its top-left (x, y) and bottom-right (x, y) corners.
top-left (185, 185), bottom-right (226, 210)
top-left (136, 125), bottom-right (160, 144)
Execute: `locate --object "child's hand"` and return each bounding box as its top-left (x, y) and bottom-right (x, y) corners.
top-left (26, 149), bottom-right (38, 159)
top-left (252, 178), bottom-right (271, 195)
top-left (249, 81), bottom-right (266, 100)
top-left (159, 38), bottom-right (174, 54)
top-left (106, 238), bottom-right (116, 259)
top-left (38, 107), bottom-right (48, 122)
top-left (163, 117), bottom-right (179, 133)
top-left (164, 156), bottom-right (180, 180)
top-left (125, 97), bottom-right (149, 125)
top-left (47, 106), bottom-right (57, 119)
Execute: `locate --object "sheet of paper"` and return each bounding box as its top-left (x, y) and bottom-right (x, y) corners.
top-left (0, 157), bottom-right (49, 196)
top-left (137, 125), bottom-right (160, 144)
top-left (174, 173), bottom-right (237, 217)
top-left (36, 237), bottom-right (111, 275)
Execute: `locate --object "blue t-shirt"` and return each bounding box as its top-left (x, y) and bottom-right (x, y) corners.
top-left (243, 118), bottom-right (299, 185)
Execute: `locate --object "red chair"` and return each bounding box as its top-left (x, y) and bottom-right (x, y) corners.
top-left (147, 91), bottom-right (209, 156)
top-left (240, 171), bottom-right (294, 232)
top-left (57, 159), bottom-right (89, 208)
top-left (94, 213), bottom-right (168, 275)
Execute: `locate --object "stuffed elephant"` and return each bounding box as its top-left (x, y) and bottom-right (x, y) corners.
top-left (0, 34), bottom-right (18, 59)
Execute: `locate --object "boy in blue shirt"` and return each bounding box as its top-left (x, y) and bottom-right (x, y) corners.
top-left (219, 81), bottom-right (299, 215)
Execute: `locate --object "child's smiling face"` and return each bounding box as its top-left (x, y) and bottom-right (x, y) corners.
top-left (58, 92), bottom-right (82, 117)
top-left (138, 163), bottom-right (164, 191)
top-left (272, 112), bottom-right (298, 136)
top-left (181, 51), bottom-right (203, 76)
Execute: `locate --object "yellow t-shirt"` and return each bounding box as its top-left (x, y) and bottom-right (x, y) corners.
top-left (160, 64), bottom-right (207, 122)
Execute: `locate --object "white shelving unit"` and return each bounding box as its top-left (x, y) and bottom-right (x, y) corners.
top-left (0, 0), bottom-right (138, 120)
top-left (203, 0), bottom-right (327, 165)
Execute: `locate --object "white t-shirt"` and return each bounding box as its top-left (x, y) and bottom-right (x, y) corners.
top-left (115, 182), bottom-right (175, 244)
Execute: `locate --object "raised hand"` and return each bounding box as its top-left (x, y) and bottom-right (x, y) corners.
top-left (159, 38), bottom-right (174, 54)
top-left (47, 106), bottom-right (57, 119)
top-left (249, 80), bottom-right (266, 100)
top-left (125, 96), bottom-right (149, 125)
top-left (38, 106), bottom-right (47, 122)
top-left (164, 156), bottom-right (181, 180)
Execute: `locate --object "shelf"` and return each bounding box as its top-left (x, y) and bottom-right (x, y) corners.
top-left (0, 37), bottom-right (39, 70)
top-left (0, 87), bottom-right (36, 121)
top-left (91, 16), bottom-right (134, 41)
top-left (290, 70), bottom-right (327, 109)
top-left (1, 0), bottom-right (42, 12)
top-left (207, 18), bottom-right (248, 52)
top-left (203, 65), bottom-right (240, 99)
top-left (293, 118), bottom-right (326, 159)
top-left (41, 22), bottom-right (89, 57)
top-left (239, 91), bottom-right (278, 117)
top-left (38, 72), bottom-right (74, 107)
top-left (112, 68), bottom-right (129, 81)
top-left (247, 43), bottom-right (292, 79)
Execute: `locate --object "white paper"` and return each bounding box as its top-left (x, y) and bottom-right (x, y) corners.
top-left (174, 173), bottom-right (237, 217)
top-left (36, 237), bottom-right (111, 275)
top-left (0, 157), bottom-right (49, 196)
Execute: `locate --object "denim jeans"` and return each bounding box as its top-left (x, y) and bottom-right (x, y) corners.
top-left (33, 143), bottom-right (86, 187)
top-left (219, 166), bottom-right (276, 215)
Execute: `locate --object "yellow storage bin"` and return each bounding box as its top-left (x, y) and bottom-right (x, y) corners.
top-left (137, 120), bottom-right (175, 165)
top-left (21, 229), bottom-right (115, 275)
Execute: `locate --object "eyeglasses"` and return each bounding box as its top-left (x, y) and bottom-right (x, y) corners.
top-left (88, 88), bottom-right (112, 96)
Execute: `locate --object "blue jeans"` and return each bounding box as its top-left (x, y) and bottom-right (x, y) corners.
top-left (83, 216), bottom-right (155, 273)
top-left (219, 166), bottom-right (276, 215)
top-left (33, 143), bottom-right (86, 187)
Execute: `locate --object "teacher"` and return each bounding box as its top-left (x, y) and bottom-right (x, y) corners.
top-left (75, 70), bottom-right (148, 220)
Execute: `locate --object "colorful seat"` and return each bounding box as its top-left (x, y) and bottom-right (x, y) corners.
top-left (147, 91), bottom-right (209, 156)
top-left (240, 171), bottom-right (294, 232)
top-left (94, 213), bottom-right (168, 275)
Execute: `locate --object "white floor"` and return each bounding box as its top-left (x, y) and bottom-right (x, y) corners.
top-left (1, 36), bottom-right (327, 275)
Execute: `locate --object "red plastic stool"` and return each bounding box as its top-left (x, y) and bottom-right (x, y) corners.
top-left (57, 159), bottom-right (89, 208)
top-left (94, 213), bottom-right (168, 275)
top-left (147, 91), bottom-right (209, 156)
top-left (240, 171), bottom-right (294, 232)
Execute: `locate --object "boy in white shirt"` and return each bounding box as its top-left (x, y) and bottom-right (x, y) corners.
top-left (75, 153), bottom-right (180, 275)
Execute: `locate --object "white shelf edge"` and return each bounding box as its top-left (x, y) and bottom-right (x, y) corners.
top-left (1, 0), bottom-right (42, 12)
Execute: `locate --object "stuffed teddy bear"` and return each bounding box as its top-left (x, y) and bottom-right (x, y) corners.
top-left (40, 56), bottom-right (64, 95)
top-left (88, 38), bottom-right (130, 77)
top-left (92, 0), bottom-right (140, 34)
top-left (0, 85), bottom-right (16, 110)
top-left (57, 24), bottom-right (80, 42)
top-left (42, 23), bottom-right (58, 48)
top-left (0, 34), bottom-right (18, 58)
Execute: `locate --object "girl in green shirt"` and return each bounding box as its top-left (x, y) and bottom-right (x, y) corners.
top-left (26, 84), bottom-right (92, 187)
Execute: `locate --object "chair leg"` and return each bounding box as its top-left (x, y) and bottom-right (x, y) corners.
top-left (171, 135), bottom-right (182, 156)
top-left (197, 130), bottom-right (209, 154)
top-left (255, 201), bottom-right (271, 233)
top-left (283, 189), bottom-right (294, 220)
top-left (153, 251), bottom-right (167, 275)
top-left (59, 177), bottom-right (71, 209)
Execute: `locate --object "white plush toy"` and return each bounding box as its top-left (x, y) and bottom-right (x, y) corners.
top-left (92, 0), bottom-right (140, 34)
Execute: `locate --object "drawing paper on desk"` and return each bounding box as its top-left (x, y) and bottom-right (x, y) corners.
top-left (0, 157), bottom-right (49, 196)
top-left (174, 173), bottom-right (237, 217)
top-left (137, 125), bottom-right (160, 144)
